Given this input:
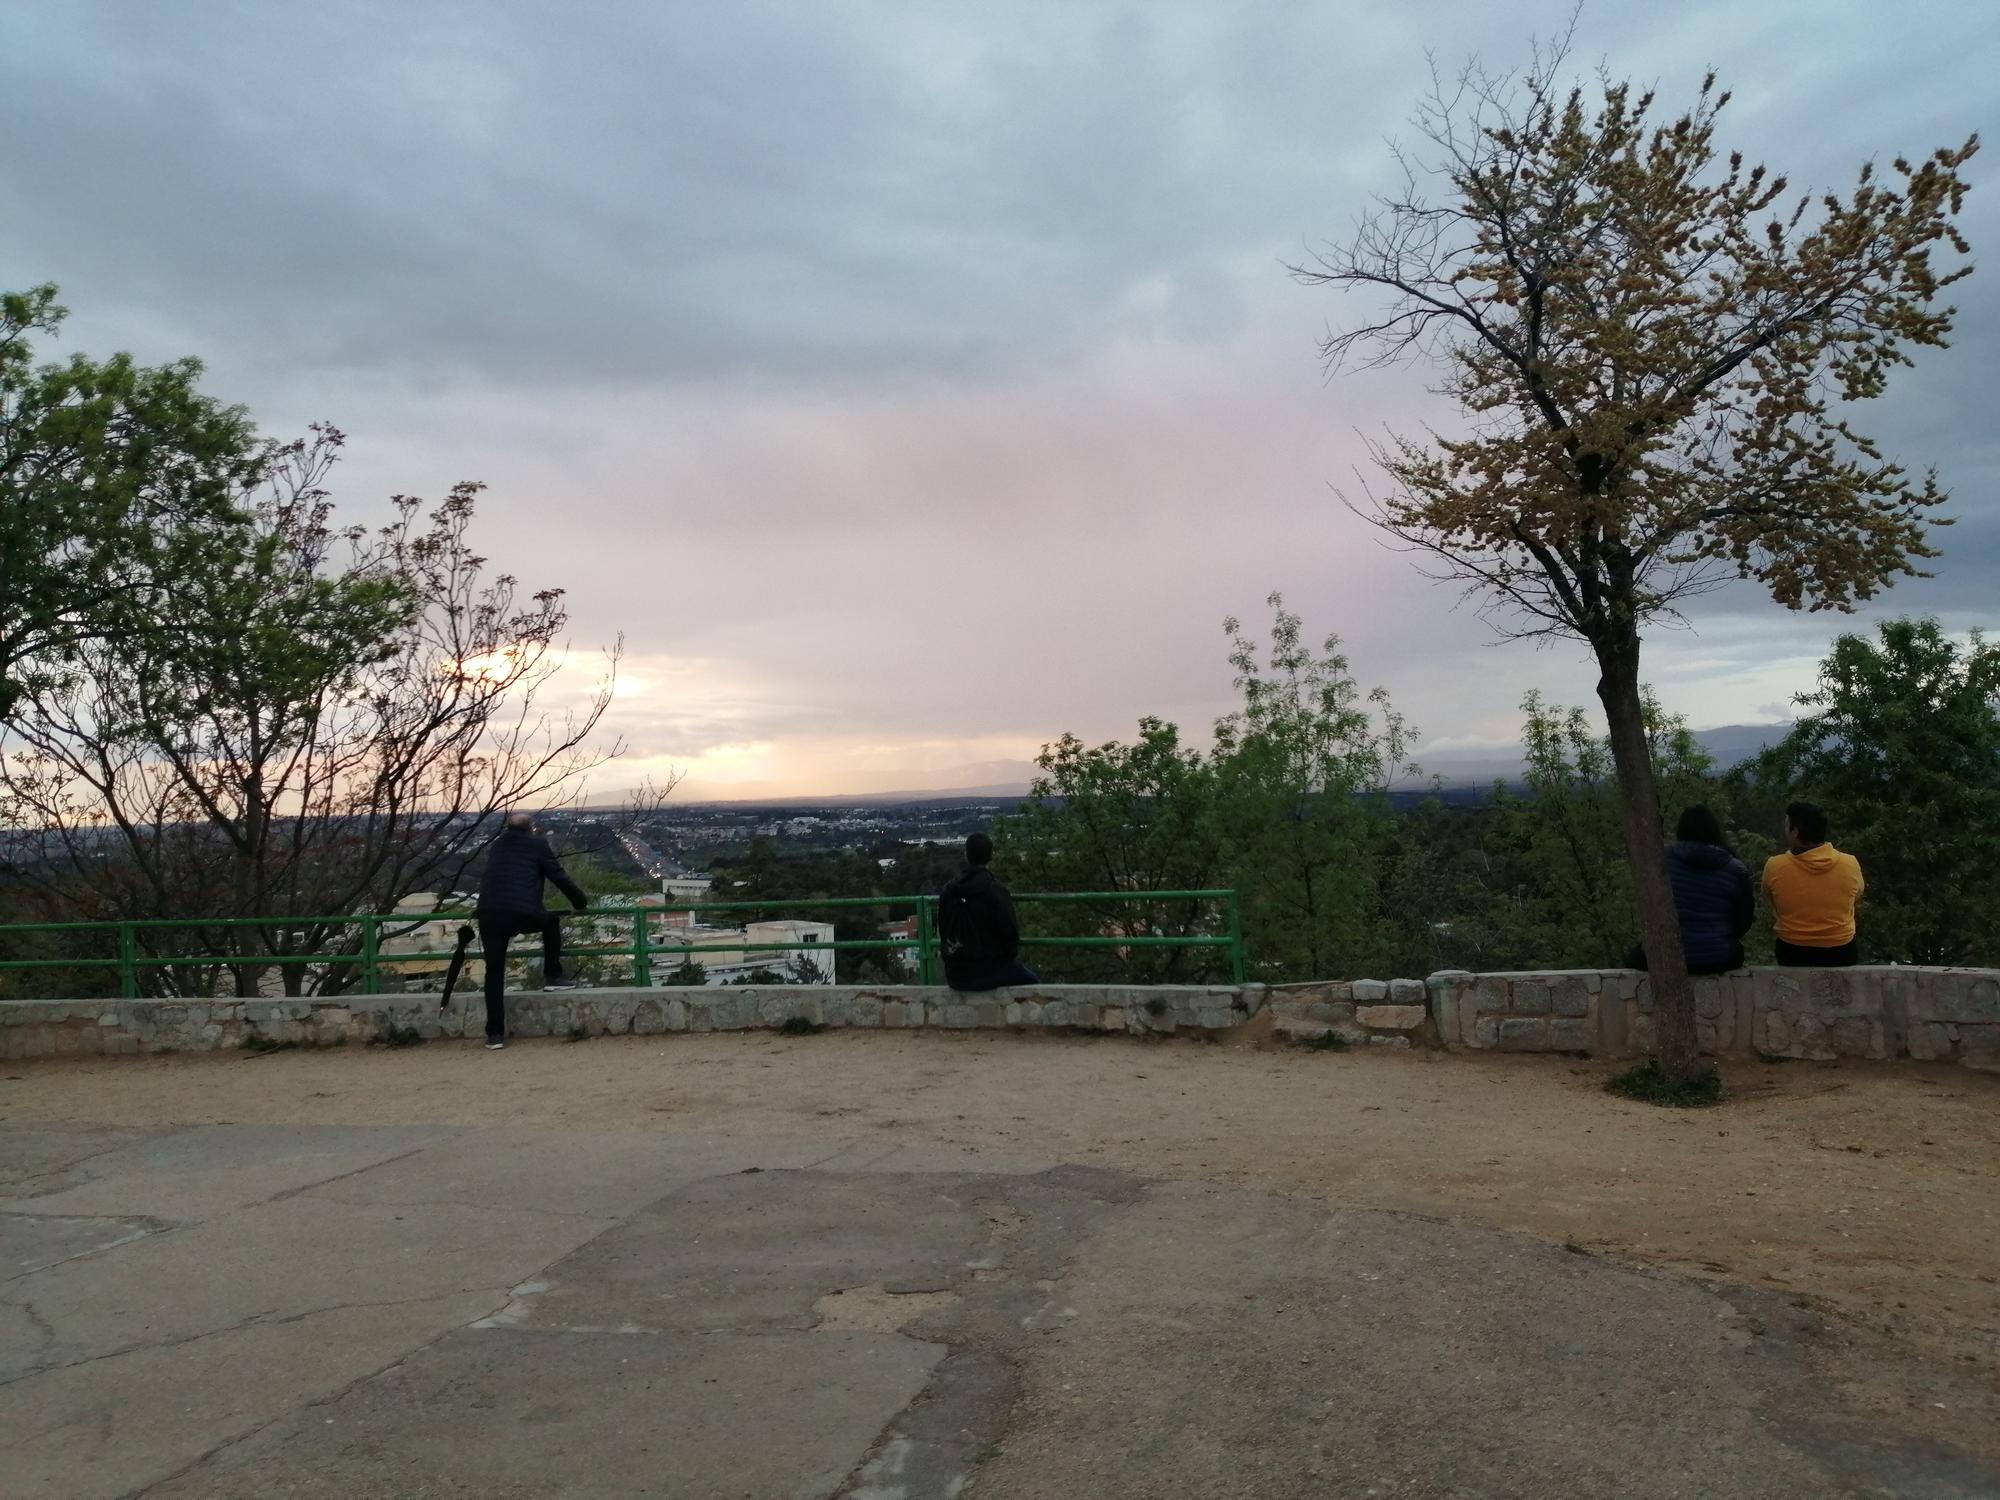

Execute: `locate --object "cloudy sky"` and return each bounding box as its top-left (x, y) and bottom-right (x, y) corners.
top-left (5, 1), bottom-right (1994, 798)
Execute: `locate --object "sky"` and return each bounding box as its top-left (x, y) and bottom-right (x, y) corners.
top-left (4, 1), bottom-right (1995, 799)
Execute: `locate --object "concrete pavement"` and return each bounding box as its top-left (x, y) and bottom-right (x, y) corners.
top-left (1, 1120), bottom-right (1991, 1499)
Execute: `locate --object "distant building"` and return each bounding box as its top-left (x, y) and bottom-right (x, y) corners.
top-left (652, 918), bottom-right (835, 985)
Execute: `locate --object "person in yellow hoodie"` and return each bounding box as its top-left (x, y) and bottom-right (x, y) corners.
top-left (1762, 801), bottom-right (1865, 967)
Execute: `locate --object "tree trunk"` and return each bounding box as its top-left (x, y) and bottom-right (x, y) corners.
top-left (1593, 643), bottom-right (1702, 1085)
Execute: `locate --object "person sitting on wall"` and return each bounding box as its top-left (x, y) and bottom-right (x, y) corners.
top-left (475, 811), bottom-right (590, 1049)
top-left (1763, 800), bottom-right (1865, 968)
top-left (937, 833), bottom-right (1039, 991)
top-left (1626, 805), bottom-right (1755, 975)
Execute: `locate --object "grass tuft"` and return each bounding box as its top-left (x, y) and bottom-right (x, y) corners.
top-left (1605, 1059), bottom-right (1723, 1108)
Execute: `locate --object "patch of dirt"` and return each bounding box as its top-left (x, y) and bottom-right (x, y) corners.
top-left (813, 1284), bottom-right (960, 1333)
top-left (5, 1030), bottom-right (1996, 1457)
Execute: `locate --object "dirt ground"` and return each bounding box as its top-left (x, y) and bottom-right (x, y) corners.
top-left (5, 1027), bottom-right (1997, 1459)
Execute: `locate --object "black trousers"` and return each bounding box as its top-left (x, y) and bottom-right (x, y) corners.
top-left (1623, 943), bottom-right (1742, 976)
top-left (478, 910), bottom-right (564, 1039)
top-left (1775, 937), bottom-right (1858, 968)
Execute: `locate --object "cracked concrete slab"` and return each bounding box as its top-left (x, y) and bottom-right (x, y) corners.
top-left (0, 1123), bottom-right (169, 1199)
top-left (148, 1326), bottom-right (946, 1500)
top-left (302, 1127), bottom-right (833, 1218)
top-left (7, 1193), bottom-right (608, 1368)
top-left (506, 1170), bottom-right (998, 1333)
top-left (0, 1120), bottom-right (1991, 1500)
top-left (0, 1290), bottom-right (501, 1500)
top-left (0, 1123), bottom-right (455, 1219)
top-left (0, 1211), bottom-right (162, 1280)
top-left (966, 1181), bottom-right (1916, 1499)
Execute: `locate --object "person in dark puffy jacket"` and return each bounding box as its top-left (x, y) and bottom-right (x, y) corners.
top-left (1627, 805), bottom-right (1754, 974)
top-left (475, 812), bottom-right (589, 1048)
top-left (937, 833), bottom-right (1038, 991)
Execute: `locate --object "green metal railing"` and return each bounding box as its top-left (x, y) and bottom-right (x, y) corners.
top-left (0, 889), bottom-right (1245, 996)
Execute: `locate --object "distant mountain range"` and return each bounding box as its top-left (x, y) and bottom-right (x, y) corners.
top-left (1398, 722), bottom-right (1790, 791)
top-left (644, 724), bottom-right (1794, 808)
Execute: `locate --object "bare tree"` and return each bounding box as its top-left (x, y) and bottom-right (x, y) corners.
top-left (0, 427), bottom-right (657, 995)
top-left (1296, 37), bottom-right (1975, 1087)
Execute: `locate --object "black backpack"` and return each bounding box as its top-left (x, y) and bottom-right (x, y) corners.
top-left (937, 883), bottom-right (978, 960)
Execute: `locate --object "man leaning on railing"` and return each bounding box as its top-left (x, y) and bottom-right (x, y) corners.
top-left (475, 812), bottom-right (589, 1050)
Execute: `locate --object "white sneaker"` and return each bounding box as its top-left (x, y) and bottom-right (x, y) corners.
top-left (544, 981), bottom-right (577, 992)
top-left (484, 1038), bottom-right (506, 1050)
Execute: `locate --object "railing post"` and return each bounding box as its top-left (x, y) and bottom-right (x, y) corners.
top-left (632, 910), bottom-right (652, 988)
top-left (116, 922), bottom-right (138, 1000)
top-left (915, 897), bottom-right (937, 985)
top-left (1226, 889), bottom-right (1246, 985)
top-left (359, 915), bottom-right (380, 995)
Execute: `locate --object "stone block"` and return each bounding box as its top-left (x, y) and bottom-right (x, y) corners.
top-left (1351, 980), bottom-right (1389, 1002)
top-left (1389, 978), bottom-right (1426, 1005)
top-left (1694, 982), bottom-right (1725, 1020)
top-left (1471, 976), bottom-right (1511, 1018)
top-left (940, 1005), bottom-right (979, 1029)
top-left (847, 995), bottom-right (884, 1028)
top-left (1959, 1026), bottom-right (1999, 1070)
top-left (1549, 978), bottom-right (1590, 1017)
top-left (1497, 1017), bottom-right (1548, 1050)
top-left (1471, 1017), bottom-right (1501, 1049)
top-left (1197, 1008), bottom-right (1236, 1029)
top-left (1916, 975), bottom-right (2000, 1026)
top-left (1509, 979), bottom-right (1549, 1015)
top-left (1549, 1018), bottom-right (1590, 1052)
top-left (1304, 1001), bottom-right (1357, 1025)
top-left (1100, 1008), bottom-right (1128, 1032)
top-left (1367, 1035), bottom-right (1411, 1049)
top-left (1356, 1004), bottom-right (1426, 1030)
top-left (1833, 1016), bottom-right (1882, 1058)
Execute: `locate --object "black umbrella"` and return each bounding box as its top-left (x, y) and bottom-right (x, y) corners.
top-left (439, 924), bottom-right (477, 1012)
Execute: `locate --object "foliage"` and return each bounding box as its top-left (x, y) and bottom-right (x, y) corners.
top-left (664, 958), bottom-right (708, 987)
top-left (1750, 618), bottom-right (2000, 964)
top-left (0, 425), bottom-right (628, 995)
top-left (1604, 1060), bottom-right (1723, 1109)
top-left (1213, 594), bottom-right (1413, 981)
top-left (1297, 36), bottom-right (1975, 1082)
top-left (1495, 690), bottom-right (1716, 967)
top-left (1000, 719), bottom-right (1230, 982)
top-left (0, 285), bottom-right (267, 723)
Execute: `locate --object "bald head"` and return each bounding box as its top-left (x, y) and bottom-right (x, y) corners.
top-left (506, 812), bottom-right (534, 832)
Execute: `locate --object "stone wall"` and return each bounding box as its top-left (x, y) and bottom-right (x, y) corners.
top-left (0, 983), bottom-right (1264, 1060)
top-left (1271, 967), bottom-right (1999, 1070)
top-left (7, 967), bottom-right (1996, 1071)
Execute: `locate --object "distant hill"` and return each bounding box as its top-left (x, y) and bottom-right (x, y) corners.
top-left (1404, 722), bottom-right (1791, 791)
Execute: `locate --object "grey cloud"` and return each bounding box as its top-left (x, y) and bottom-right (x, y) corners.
top-left (3, 0), bottom-right (1995, 787)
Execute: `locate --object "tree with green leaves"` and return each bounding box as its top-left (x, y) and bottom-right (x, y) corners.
top-left (1752, 618), bottom-right (1999, 965)
top-left (1000, 719), bottom-right (1229, 982)
top-left (665, 957), bottom-right (708, 987)
top-left (1497, 690), bottom-right (1717, 968)
top-left (0, 426), bottom-right (626, 995)
top-left (1, 284), bottom-right (266, 722)
top-left (1298, 40), bottom-right (1976, 1086)
top-left (1212, 594), bottom-right (1412, 981)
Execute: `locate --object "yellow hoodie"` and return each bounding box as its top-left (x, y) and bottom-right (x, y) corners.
top-left (1762, 844), bottom-right (1865, 947)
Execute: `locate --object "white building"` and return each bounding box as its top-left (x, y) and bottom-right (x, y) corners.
top-left (652, 918), bottom-right (836, 986)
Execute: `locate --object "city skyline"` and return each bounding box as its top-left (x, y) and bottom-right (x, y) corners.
top-left (4, 1), bottom-right (1993, 798)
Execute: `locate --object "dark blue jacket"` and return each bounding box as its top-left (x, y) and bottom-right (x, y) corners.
top-left (1667, 840), bottom-right (1753, 968)
top-left (477, 828), bottom-right (588, 915)
top-left (938, 866), bottom-right (1022, 991)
